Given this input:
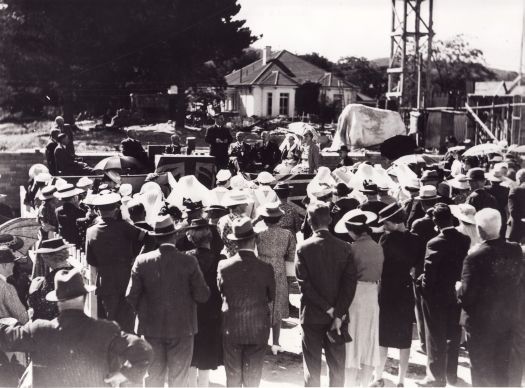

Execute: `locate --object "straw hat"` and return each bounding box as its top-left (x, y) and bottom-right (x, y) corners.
top-left (54, 184), bottom-right (84, 199)
top-left (258, 202), bottom-right (284, 218)
top-left (485, 169), bottom-right (504, 182)
top-left (38, 185), bottom-right (57, 201)
top-left (216, 169), bottom-right (232, 183)
top-left (227, 217), bottom-right (259, 241)
top-left (415, 185), bottom-right (440, 201)
top-left (148, 215), bottom-right (177, 236)
top-left (378, 202), bottom-right (405, 223)
top-left (34, 172), bottom-right (53, 184)
top-left (334, 209), bottom-right (377, 234)
top-left (76, 177), bottom-right (94, 189)
top-left (91, 192), bottom-right (121, 208)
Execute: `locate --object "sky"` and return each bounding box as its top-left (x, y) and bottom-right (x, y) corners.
top-left (236, 0), bottom-right (524, 71)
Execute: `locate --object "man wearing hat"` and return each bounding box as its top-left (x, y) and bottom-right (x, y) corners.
top-left (487, 165), bottom-right (510, 237)
top-left (0, 246), bottom-right (28, 325)
top-left (86, 192), bottom-right (145, 333)
top-left (296, 202), bottom-right (357, 387)
top-left (337, 145), bottom-right (354, 168)
top-left (415, 204), bottom-right (470, 387)
top-left (45, 129), bottom-right (60, 175)
top-left (229, 132), bottom-right (254, 173)
top-left (274, 183), bottom-right (302, 236)
top-left (465, 167), bottom-right (498, 213)
top-left (205, 114), bottom-right (233, 169)
top-left (54, 115), bottom-right (75, 156)
top-left (0, 268), bottom-right (153, 387)
top-left (218, 190), bottom-right (254, 257)
top-left (54, 133), bottom-right (93, 176)
top-left (27, 238), bottom-right (74, 321)
top-left (257, 131), bottom-right (281, 172)
top-left (126, 215), bottom-right (210, 387)
top-left (217, 217), bottom-right (275, 387)
top-left (37, 185), bottom-right (59, 240)
top-left (54, 183), bottom-right (86, 248)
top-left (120, 129), bottom-right (150, 170)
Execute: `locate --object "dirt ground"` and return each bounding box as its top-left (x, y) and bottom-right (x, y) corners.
top-left (206, 293), bottom-right (472, 387)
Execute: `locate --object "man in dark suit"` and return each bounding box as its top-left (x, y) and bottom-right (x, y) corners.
top-left (126, 214), bottom-right (210, 387)
top-left (54, 184), bottom-right (86, 248)
top-left (458, 208), bottom-right (524, 387)
top-left (507, 168), bottom-right (525, 243)
top-left (54, 116), bottom-right (76, 156)
top-left (205, 114), bottom-right (233, 169)
top-left (416, 204), bottom-right (470, 387)
top-left (466, 168), bottom-right (498, 212)
top-left (295, 202), bottom-right (357, 387)
top-left (0, 268), bottom-right (152, 387)
top-left (45, 129), bottom-right (60, 175)
top-left (86, 193), bottom-right (145, 333)
top-left (54, 133), bottom-right (93, 176)
top-left (217, 217), bottom-right (275, 387)
top-left (257, 131), bottom-right (281, 172)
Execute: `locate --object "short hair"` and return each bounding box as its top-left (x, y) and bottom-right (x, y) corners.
top-left (516, 169), bottom-right (525, 184)
top-left (307, 202), bottom-right (331, 229)
top-left (235, 132), bottom-right (244, 140)
top-left (475, 208), bottom-right (501, 240)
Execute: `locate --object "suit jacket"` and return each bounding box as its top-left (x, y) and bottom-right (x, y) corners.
top-left (55, 202), bottom-right (86, 247)
top-left (45, 140), bottom-right (58, 175)
top-left (411, 216), bottom-right (438, 275)
top-left (295, 230), bottom-right (357, 325)
top-left (257, 140), bottom-right (281, 170)
top-left (126, 244), bottom-right (210, 338)
top-left (0, 309), bottom-right (152, 387)
top-left (507, 183), bottom-right (525, 242)
top-left (458, 238), bottom-right (523, 333)
top-left (217, 249), bottom-right (275, 344)
top-left (121, 137), bottom-right (149, 169)
top-left (420, 228), bottom-right (470, 304)
top-left (466, 188), bottom-right (498, 212)
top-left (205, 125), bottom-right (232, 164)
top-left (86, 217), bottom-right (144, 296)
top-left (54, 146), bottom-right (91, 176)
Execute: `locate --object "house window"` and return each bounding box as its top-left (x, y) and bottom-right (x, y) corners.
top-left (279, 93), bottom-right (289, 116)
top-left (266, 93), bottom-right (273, 116)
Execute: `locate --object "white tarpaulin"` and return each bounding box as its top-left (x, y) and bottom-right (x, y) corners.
top-left (331, 104), bottom-right (406, 150)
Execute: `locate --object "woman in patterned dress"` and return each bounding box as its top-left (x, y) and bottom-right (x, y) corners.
top-left (255, 202), bottom-right (296, 355)
top-left (217, 190), bottom-right (254, 257)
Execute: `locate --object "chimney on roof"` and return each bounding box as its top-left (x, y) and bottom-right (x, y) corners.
top-left (262, 46), bottom-right (271, 65)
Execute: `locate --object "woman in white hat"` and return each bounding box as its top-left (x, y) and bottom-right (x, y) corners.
top-left (253, 171), bottom-right (279, 210)
top-left (217, 191), bottom-right (254, 257)
top-left (255, 202), bottom-right (296, 355)
top-left (334, 209), bottom-right (384, 387)
top-left (450, 204), bottom-right (481, 251)
top-left (448, 174), bottom-right (471, 204)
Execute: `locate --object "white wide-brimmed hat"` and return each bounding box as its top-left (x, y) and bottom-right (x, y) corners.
top-left (450, 204), bottom-right (476, 225)
top-left (76, 177), bottom-right (94, 189)
top-left (449, 174), bottom-right (470, 190)
top-left (334, 209), bottom-right (377, 234)
top-left (257, 171), bottom-right (275, 185)
top-left (216, 169), bottom-right (232, 183)
top-left (222, 190), bottom-right (254, 208)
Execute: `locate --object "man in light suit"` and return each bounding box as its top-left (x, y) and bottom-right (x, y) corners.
top-left (126, 214), bottom-right (210, 387)
top-left (217, 217), bottom-right (275, 387)
top-left (295, 202), bottom-right (357, 387)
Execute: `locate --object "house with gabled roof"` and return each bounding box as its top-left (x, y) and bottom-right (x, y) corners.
top-left (223, 46), bottom-right (363, 118)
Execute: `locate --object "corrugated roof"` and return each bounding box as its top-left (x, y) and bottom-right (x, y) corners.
top-left (225, 50), bottom-right (355, 89)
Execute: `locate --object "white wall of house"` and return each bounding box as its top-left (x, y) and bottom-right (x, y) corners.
top-left (323, 87), bottom-right (357, 106)
top-left (260, 86), bottom-right (297, 118)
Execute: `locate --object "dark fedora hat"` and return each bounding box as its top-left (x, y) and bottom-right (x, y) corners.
top-left (46, 269), bottom-right (96, 302)
top-left (35, 237), bottom-right (73, 254)
top-left (338, 145), bottom-right (349, 153)
top-left (185, 218), bottom-right (210, 230)
top-left (378, 202), bottom-right (405, 223)
top-left (0, 234), bottom-right (24, 251)
top-left (466, 167), bottom-right (486, 181)
top-left (227, 217), bottom-right (259, 241)
top-left (149, 215), bottom-right (177, 236)
top-left (333, 182), bottom-right (353, 197)
top-left (0, 247), bottom-right (16, 264)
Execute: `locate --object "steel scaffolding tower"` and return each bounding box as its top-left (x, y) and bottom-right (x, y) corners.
top-left (387, 0), bottom-right (434, 109)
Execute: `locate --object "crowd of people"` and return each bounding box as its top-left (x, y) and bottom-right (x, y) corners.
top-left (2, 119), bottom-right (525, 387)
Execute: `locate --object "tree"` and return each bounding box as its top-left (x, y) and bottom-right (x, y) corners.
top-left (299, 53), bottom-right (334, 72)
top-left (335, 57), bottom-right (387, 100)
top-left (0, 0), bottom-right (256, 126)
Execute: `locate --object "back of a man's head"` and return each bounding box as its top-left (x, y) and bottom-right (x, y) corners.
top-left (57, 295), bottom-right (85, 312)
top-left (433, 203), bottom-right (453, 229)
top-left (475, 208), bottom-right (501, 241)
top-left (307, 201), bottom-right (331, 231)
